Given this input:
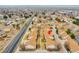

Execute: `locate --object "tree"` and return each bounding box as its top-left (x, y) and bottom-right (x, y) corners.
top-left (66, 29), bottom-right (75, 39)
top-left (66, 29), bottom-right (71, 34)
top-left (73, 18), bottom-right (79, 25)
top-left (34, 14), bottom-right (37, 17)
top-left (8, 14), bottom-right (11, 18)
top-left (44, 16), bottom-right (46, 19)
top-left (55, 17), bottom-right (61, 22)
top-left (3, 15), bottom-right (8, 19)
top-left (29, 15), bottom-right (32, 17)
top-left (24, 15), bottom-right (29, 19)
top-left (70, 33), bottom-right (75, 39)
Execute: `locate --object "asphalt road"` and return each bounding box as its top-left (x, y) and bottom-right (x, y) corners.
top-left (3, 17), bottom-right (33, 53)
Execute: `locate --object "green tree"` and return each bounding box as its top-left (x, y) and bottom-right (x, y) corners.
top-left (3, 15), bottom-right (8, 19)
